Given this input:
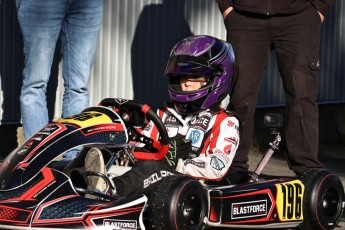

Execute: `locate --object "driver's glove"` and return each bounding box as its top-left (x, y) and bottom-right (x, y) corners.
top-left (165, 134), bottom-right (192, 167)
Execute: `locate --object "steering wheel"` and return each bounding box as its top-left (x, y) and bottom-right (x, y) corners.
top-left (98, 98), bottom-right (170, 161)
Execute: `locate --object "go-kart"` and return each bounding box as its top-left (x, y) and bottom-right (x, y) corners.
top-left (0, 98), bottom-right (343, 230)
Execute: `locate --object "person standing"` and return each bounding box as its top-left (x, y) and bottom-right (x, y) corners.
top-left (16, 0), bottom-right (103, 159)
top-left (215, 0), bottom-right (336, 179)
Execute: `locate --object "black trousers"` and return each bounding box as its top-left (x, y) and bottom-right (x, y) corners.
top-left (224, 6), bottom-right (324, 174)
top-left (113, 160), bottom-right (176, 197)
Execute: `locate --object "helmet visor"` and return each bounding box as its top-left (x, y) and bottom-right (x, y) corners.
top-left (165, 55), bottom-right (218, 78)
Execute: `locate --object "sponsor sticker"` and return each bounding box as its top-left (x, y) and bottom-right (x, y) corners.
top-left (232, 200), bottom-right (267, 219)
top-left (81, 124), bottom-right (124, 136)
top-left (213, 148), bottom-right (230, 163)
top-left (36, 124), bottom-right (62, 137)
top-left (227, 119), bottom-right (240, 132)
top-left (223, 144), bottom-right (233, 155)
top-left (103, 219), bottom-right (137, 230)
top-left (188, 115), bottom-right (211, 131)
top-left (224, 137), bottom-right (238, 145)
top-left (186, 128), bottom-right (204, 147)
top-left (183, 159), bottom-right (206, 168)
top-left (227, 119), bottom-right (236, 127)
top-left (165, 115), bottom-right (180, 125)
top-left (210, 157), bottom-right (225, 170)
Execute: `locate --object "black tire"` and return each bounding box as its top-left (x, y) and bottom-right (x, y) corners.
top-left (298, 169), bottom-right (344, 230)
top-left (145, 175), bottom-right (207, 230)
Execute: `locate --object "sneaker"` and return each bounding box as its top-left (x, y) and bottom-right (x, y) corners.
top-left (85, 148), bottom-right (106, 194)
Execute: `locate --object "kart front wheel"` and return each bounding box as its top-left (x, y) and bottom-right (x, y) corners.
top-left (298, 169), bottom-right (344, 230)
top-left (145, 175), bottom-right (207, 230)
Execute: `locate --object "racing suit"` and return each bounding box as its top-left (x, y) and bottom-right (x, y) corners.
top-left (112, 105), bottom-right (240, 197)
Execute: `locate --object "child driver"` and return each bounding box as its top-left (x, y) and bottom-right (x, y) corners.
top-left (107, 36), bottom-right (240, 196)
top-left (87, 35), bottom-right (240, 198)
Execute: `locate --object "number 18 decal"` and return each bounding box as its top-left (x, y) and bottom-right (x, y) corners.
top-left (275, 180), bottom-right (304, 221)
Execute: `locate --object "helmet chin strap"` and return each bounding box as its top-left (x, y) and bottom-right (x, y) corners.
top-left (166, 107), bottom-right (189, 135)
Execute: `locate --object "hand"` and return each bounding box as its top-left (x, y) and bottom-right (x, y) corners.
top-left (318, 11), bottom-right (324, 23)
top-left (223, 6), bottom-right (233, 19)
top-left (165, 134), bottom-right (192, 167)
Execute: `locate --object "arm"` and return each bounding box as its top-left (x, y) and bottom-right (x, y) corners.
top-left (312, 0), bottom-right (336, 18)
top-left (215, 0), bottom-right (233, 15)
top-left (175, 115), bottom-right (240, 181)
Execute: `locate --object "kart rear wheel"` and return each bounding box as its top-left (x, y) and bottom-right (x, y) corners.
top-left (298, 169), bottom-right (344, 230)
top-left (145, 175), bottom-right (207, 230)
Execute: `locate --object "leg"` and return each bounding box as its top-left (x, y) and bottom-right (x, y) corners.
top-left (16, 0), bottom-right (67, 139)
top-left (224, 11), bottom-right (271, 173)
top-left (113, 160), bottom-right (176, 197)
top-left (60, 0), bottom-right (103, 118)
top-left (59, 0), bottom-right (103, 159)
top-left (272, 7), bottom-right (324, 174)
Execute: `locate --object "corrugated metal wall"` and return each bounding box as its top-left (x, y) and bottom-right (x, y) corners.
top-left (1, 0), bottom-right (344, 124)
top-left (89, 0), bottom-right (227, 111)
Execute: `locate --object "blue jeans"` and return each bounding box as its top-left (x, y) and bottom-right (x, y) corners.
top-left (17, 0), bottom-right (103, 158)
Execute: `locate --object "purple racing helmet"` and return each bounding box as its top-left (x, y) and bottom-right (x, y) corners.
top-left (165, 35), bottom-right (235, 114)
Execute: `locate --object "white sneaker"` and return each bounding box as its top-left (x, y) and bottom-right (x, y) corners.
top-left (85, 148), bottom-right (106, 194)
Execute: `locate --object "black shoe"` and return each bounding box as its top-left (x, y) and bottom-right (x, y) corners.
top-left (295, 168), bottom-right (324, 178)
top-left (226, 170), bottom-right (251, 184)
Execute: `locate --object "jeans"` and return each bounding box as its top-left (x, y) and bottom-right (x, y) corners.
top-left (17, 0), bottom-right (103, 158)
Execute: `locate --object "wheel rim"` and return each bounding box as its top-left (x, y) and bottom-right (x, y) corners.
top-left (321, 187), bottom-right (340, 219)
top-left (182, 194), bottom-right (203, 228)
